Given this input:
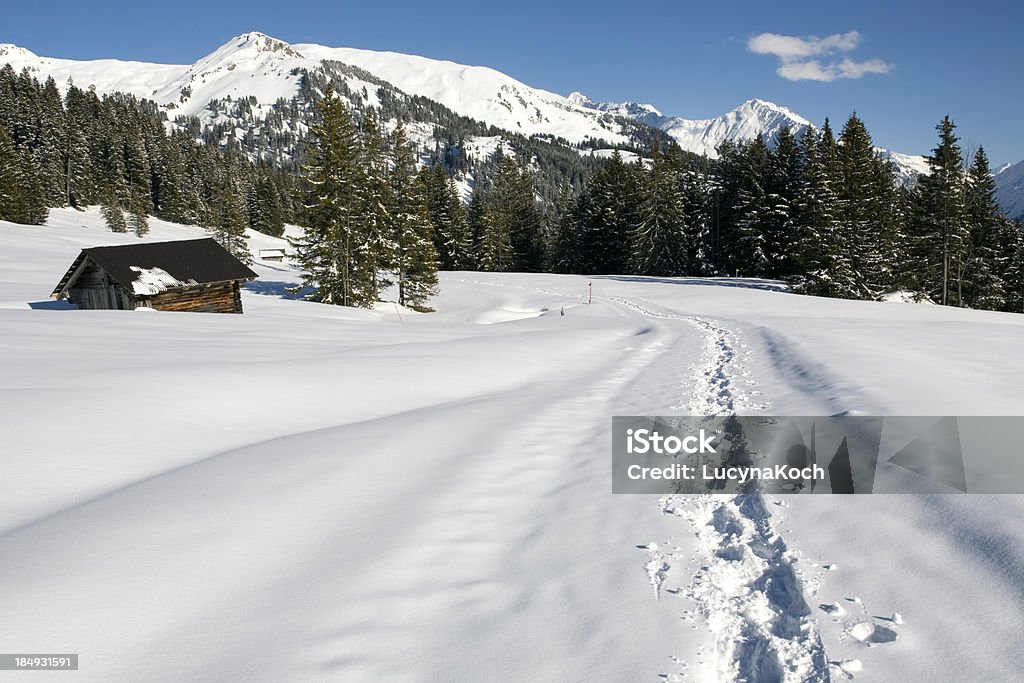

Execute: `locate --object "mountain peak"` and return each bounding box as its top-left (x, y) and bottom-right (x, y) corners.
top-left (567, 91), bottom-right (593, 108)
top-left (734, 98), bottom-right (811, 125)
top-left (0, 44), bottom-right (38, 60)
top-left (569, 92), bottom-right (663, 119)
top-left (219, 32), bottom-right (303, 59)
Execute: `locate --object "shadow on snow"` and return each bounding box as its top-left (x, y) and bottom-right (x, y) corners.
top-left (244, 280), bottom-right (315, 300)
top-left (590, 275), bottom-right (789, 292)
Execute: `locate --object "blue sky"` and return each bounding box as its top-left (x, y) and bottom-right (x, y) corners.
top-left (4, 0), bottom-right (1021, 164)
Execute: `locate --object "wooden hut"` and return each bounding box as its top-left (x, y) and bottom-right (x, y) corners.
top-left (257, 248), bottom-right (286, 262)
top-left (51, 238), bottom-right (258, 313)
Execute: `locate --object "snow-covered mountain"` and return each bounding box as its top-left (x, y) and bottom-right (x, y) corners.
top-left (572, 93), bottom-right (811, 159)
top-left (568, 92), bottom-right (665, 122)
top-left (877, 148), bottom-right (932, 187)
top-left (294, 43), bottom-right (635, 145)
top-left (0, 32), bottom-right (636, 146)
top-left (0, 32), bottom-right (943, 189)
top-left (573, 91), bottom-right (934, 186)
top-left (996, 160), bottom-right (1024, 220)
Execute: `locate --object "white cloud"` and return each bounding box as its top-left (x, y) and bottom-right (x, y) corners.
top-left (748, 31), bottom-right (861, 60)
top-left (777, 57), bottom-right (893, 82)
top-left (747, 31), bottom-right (893, 82)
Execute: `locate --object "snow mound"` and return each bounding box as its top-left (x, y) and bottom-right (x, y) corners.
top-left (473, 306), bottom-right (548, 324)
top-left (848, 622), bottom-right (898, 645)
top-left (881, 290), bottom-right (935, 304)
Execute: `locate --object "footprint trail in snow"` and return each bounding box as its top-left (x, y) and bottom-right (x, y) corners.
top-left (609, 295), bottom-right (829, 682)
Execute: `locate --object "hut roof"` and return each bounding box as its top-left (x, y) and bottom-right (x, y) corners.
top-left (52, 238), bottom-right (257, 299)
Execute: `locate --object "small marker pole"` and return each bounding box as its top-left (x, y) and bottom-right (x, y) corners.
top-left (589, 281), bottom-right (592, 304)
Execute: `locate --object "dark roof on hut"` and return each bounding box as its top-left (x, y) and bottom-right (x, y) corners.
top-left (52, 238), bottom-right (258, 298)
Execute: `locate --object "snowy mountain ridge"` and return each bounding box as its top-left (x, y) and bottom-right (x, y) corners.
top-left (0, 31), bottom-right (987, 194)
top-left (568, 92), bottom-right (665, 120)
top-left (657, 98), bottom-right (811, 158)
top-left (573, 91), bottom-right (940, 186)
top-left (570, 92), bottom-right (812, 158)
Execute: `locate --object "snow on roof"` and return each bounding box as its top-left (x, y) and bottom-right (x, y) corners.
top-left (129, 266), bottom-right (198, 296)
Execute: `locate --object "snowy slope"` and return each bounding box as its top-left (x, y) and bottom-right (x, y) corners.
top-left (0, 43), bottom-right (187, 101)
top-left (295, 44), bottom-right (632, 145)
top-left (2, 210), bottom-right (1024, 681)
top-left (995, 159), bottom-right (1024, 219)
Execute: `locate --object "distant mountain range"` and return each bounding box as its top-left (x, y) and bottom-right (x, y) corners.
top-left (570, 93), bottom-right (810, 157)
top-left (1, 32), bottom-right (1019, 216)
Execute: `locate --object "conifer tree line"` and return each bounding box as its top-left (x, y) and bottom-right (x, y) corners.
top-left (0, 65), bottom-right (296, 260)
top-left (3, 60), bottom-right (1022, 313)
top-left (548, 114), bottom-right (1024, 313)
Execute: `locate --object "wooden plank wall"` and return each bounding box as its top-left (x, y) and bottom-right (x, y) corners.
top-left (68, 262), bottom-right (133, 310)
top-left (149, 282), bottom-right (243, 313)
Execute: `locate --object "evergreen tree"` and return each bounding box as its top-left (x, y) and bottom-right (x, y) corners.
top-left (836, 113), bottom-right (895, 297)
top-left (472, 187), bottom-right (513, 272)
top-left (37, 76), bottom-right (68, 207)
top-left (466, 188), bottom-right (487, 269)
top-left (487, 154), bottom-right (543, 272)
top-left (63, 83), bottom-right (97, 207)
top-left (390, 123), bottom-right (439, 308)
top-left (15, 151), bottom-right (47, 225)
top-left (442, 176), bottom-right (472, 269)
top-left (712, 140), bottom-right (747, 275)
top-left (357, 110), bottom-right (394, 301)
top-left (1003, 221), bottom-right (1024, 313)
top-left (578, 150), bottom-right (639, 274)
top-left (124, 131), bottom-right (151, 237)
top-left (791, 125), bottom-right (857, 297)
top-left (421, 164), bottom-right (471, 270)
top-left (290, 86), bottom-right (368, 306)
top-left (100, 186), bottom-right (127, 233)
top-left (762, 127), bottom-right (802, 278)
top-left (909, 116), bottom-right (969, 305)
top-left (732, 136), bottom-right (771, 277)
top-left (959, 146), bottom-right (1006, 309)
top-left (0, 126), bottom-right (25, 222)
top-left (679, 163), bottom-right (714, 276)
top-left (157, 131), bottom-right (201, 225)
top-left (208, 153), bottom-right (250, 261)
top-left (549, 184), bottom-right (583, 273)
top-left (629, 144), bottom-right (688, 276)
top-left (248, 168), bottom-right (286, 236)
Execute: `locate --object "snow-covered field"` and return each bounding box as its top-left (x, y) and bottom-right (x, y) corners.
top-left (2, 209), bottom-right (1024, 681)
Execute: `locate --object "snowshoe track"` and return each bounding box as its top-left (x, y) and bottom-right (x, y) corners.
top-left (605, 295), bottom-right (828, 682)
top-left (602, 296), bottom-right (768, 414)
